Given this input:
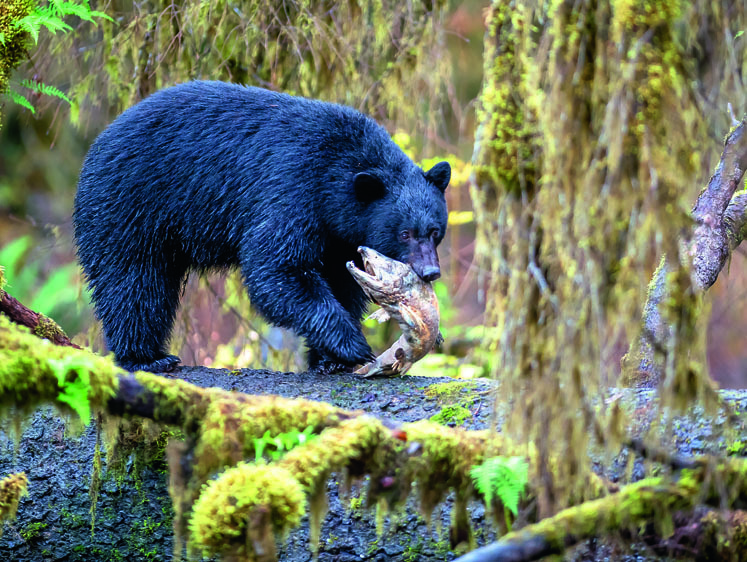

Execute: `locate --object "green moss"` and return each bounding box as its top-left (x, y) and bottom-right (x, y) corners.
top-left (403, 422), bottom-right (496, 520)
top-left (19, 521), bottom-right (47, 541)
top-left (423, 381), bottom-right (477, 402)
top-left (430, 404), bottom-right (473, 426)
top-left (0, 0), bottom-right (33, 97)
top-left (188, 463), bottom-right (305, 559)
top-left (32, 315), bottom-right (67, 342)
top-left (0, 315), bottom-right (119, 419)
top-left (348, 494), bottom-right (364, 512)
top-left (187, 389), bottom-right (345, 484)
top-left (727, 440), bottom-right (747, 456)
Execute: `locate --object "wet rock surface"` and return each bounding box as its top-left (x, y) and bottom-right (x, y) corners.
top-left (0, 366), bottom-right (744, 561)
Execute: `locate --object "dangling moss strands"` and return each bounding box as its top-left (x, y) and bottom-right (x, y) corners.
top-left (472, 0), bottom-right (744, 518)
top-left (0, 472), bottom-right (28, 528)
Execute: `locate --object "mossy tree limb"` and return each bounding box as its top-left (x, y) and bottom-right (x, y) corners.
top-left (690, 118), bottom-right (747, 290)
top-left (454, 461), bottom-right (747, 562)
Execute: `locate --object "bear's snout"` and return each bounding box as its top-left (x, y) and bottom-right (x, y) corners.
top-left (419, 266), bottom-right (441, 282)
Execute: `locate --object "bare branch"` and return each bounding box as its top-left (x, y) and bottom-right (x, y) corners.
top-left (624, 118), bottom-right (747, 384)
top-left (0, 289), bottom-right (81, 349)
top-left (689, 119), bottom-right (747, 290)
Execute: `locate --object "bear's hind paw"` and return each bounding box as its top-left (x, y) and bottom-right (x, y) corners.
top-left (119, 355), bottom-right (181, 373)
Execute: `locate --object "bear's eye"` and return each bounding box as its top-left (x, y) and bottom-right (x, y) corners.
top-left (399, 230), bottom-right (411, 242)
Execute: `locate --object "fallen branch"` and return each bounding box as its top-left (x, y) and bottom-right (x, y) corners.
top-left (2, 290), bottom-right (743, 561)
top-left (0, 314), bottom-right (545, 559)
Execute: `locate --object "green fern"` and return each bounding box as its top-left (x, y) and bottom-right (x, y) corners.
top-left (7, 90), bottom-right (35, 114)
top-left (253, 426), bottom-right (317, 462)
top-left (15, 8), bottom-right (72, 44)
top-left (15, 1), bottom-right (113, 44)
top-left (20, 78), bottom-right (71, 104)
top-left (471, 456), bottom-right (529, 518)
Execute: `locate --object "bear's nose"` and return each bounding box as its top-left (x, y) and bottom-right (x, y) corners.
top-left (420, 266), bottom-right (441, 282)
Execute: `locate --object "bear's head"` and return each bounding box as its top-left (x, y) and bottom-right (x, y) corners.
top-left (355, 161), bottom-right (450, 282)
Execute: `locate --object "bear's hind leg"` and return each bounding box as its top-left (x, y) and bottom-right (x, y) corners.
top-left (90, 264), bottom-right (186, 373)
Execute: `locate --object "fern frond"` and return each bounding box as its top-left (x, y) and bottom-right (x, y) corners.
top-left (20, 79), bottom-right (72, 105)
top-left (56, 2), bottom-right (95, 22)
top-left (470, 456), bottom-right (529, 516)
top-left (16, 9), bottom-right (72, 44)
top-left (7, 90), bottom-right (36, 114)
top-left (89, 10), bottom-right (115, 23)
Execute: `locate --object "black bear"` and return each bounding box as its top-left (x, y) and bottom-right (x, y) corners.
top-left (74, 81), bottom-right (450, 373)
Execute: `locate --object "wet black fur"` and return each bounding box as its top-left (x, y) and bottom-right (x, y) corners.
top-left (74, 81), bottom-right (450, 372)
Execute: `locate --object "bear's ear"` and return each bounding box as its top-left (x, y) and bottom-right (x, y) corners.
top-left (354, 171), bottom-right (387, 203)
top-left (425, 161), bottom-right (451, 192)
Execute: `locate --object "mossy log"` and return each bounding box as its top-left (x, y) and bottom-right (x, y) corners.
top-left (2, 313), bottom-right (591, 560)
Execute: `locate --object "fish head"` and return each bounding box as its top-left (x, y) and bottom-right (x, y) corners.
top-left (346, 246), bottom-right (417, 304)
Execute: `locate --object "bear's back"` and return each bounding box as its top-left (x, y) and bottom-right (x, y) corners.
top-left (74, 81), bottom-right (412, 269)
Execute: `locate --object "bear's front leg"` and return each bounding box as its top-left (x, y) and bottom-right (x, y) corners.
top-left (244, 264), bottom-right (373, 372)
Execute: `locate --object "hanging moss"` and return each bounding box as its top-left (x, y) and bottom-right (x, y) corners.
top-left (188, 463), bottom-right (306, 560)
top-left (187, 416), bottom-right (391, 559)
top-left (471, 0), bottom-right (742, 518)
top-left (32, 0), bottom-right (450, 142)
top-left (0, 472), bottom-right (28, 527)
top-left (472, 0), bottom-right (540, 200)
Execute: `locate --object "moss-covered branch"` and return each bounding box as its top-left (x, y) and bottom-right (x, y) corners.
top-left (690, 118), bottom-right (747, 290)
top-left (4, 282), bottom-right (747, 560)
top-left (0, 273), bottom-right (81, 349)
top-left (454, 460), bottom-right (747, 562)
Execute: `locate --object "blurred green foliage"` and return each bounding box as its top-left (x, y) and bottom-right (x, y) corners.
top-left (0, 235), bottom-right (86, 333)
